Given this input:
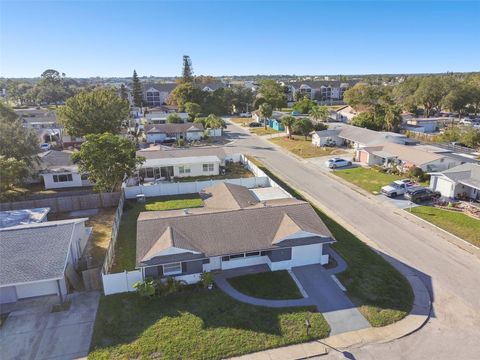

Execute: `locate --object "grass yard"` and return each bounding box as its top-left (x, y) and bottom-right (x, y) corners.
top-left (176, 162), bottom-right (253, 182)
top-left (409, 206), bottom-right (480, 247)
top-left (246, 156), bottom-right (413, 327)
top-left (333, 167), bottom-right (403, 193)
top-left (228, 271), bottom-right (303, 300)
top-left (229, 117), bottom-right (250, 125)
top-left (249, 127), bottom-right (281, 136)
top-left (110, 194), bottom-right (203, 272)
top-left (270, 135), bottom-right (345, 158)
top-left (89, 289), bottom-right (329, 360)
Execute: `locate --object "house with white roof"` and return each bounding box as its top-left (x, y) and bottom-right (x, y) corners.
top-left (144, 123), bottom-right (204, 144)
top-left (429, 163), bottom-right (480, 200)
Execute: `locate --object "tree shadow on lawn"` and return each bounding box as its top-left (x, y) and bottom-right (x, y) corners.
top-left (91, 287), bottom-right (326, 354)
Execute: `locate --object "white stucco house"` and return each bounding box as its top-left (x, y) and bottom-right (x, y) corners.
top-left (144, 123), bottom-right (204, 144)
top-left (0, 218), bottom-right (90, 305)
top-left (35, 150), bottom-right (93, 190)
top-left (429, 163), bottom-right (480, 200)
top-left (134, 147), bottom-right (234, 182)
top-left (135, 183), bottom-right (335, 284)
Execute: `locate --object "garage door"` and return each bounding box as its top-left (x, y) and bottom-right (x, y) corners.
top-left (436, 178), bottom-right (454, 197)
top-left (358, 150), bottom-right (369, 164)
top-left (291, 244), bottom-right (322, 267)
top-left (15, 281), bottom-right (58, 299)
top-left (0, 286), bottom-right (18, 304)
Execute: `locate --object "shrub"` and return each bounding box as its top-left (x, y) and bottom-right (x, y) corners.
top-left (200, 272), bottom-right (214, 289)
top-left (177, 138), bottom-right (185, 147)
top-left (133, 278), bottom-right (156, 297)
top-left (406, 166), bottom-right (426, 181)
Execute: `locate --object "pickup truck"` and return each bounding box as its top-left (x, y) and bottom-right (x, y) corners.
top-left (381, 179), bottom-right (414, 198)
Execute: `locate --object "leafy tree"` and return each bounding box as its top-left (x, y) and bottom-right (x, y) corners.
top-left (169, 82), bottom-right (204, 112)
top-left (281, 115), bottom-right (296, 139)
top-left (292, 97), bottom-right (317, 114)
top-left (293, 117), bottom-right (314, 140)
top-left (71, 133), bottom-right (144, 192)
top-left (413, 76), bottom-right (448, 117)
top-left (166, 113), bottom-right (183, 123)
top-left (204, 114), bottom-right (225, 129)
top-left (58, 87), bottom-right (129, 137)
top-left (185, 102), bottom-right (202, 121)
top-left (460, 128), bottom-right (480, 149)
top-left (6, 80), bottom-right (34, 106)
top-left (230, 86), bottom-right (254, 113)
top-left (393, 77), bottom-right (421, 113)
top-left (202, 88), bottom-right (232, 115)
top-left (383, 105), bottom-right (403, 132)
top-left (442, 82), bottom-right (473, 116)
top-left (467, 74), bottom-right (480, 115)
top-left (259, 80), bottom-right (287, 109)
top-left (258, 103), bottom-right (273, 130)
top-left (309, 105), bottom-right (329, 122)
top-left (36, 69), bottom-right (67, 106)
top-left (182, 55), bottom-right (194, 83)
top-left (351, 112), bottom-right (381, 131)
top-left (343, 83), bottom-right (382, 111)
top-left (438, 126), bottom-right (462, 143)
top-left (0, 156), bottom-right (28, 192)
top-left (0, 103), bottom-right (39, 166)
top-left (313, 122), bottom-right (328, 131)
top-left (132, 70), bottom-right (143, 107)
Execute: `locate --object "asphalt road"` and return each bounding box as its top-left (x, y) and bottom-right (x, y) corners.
top-left (223, 122), bottom-right (480, 360)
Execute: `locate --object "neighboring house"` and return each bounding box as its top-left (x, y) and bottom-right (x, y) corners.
top-left (268, 118), bottom-right (285, 131)
top-left (429, 163), bottom-right (480, 200)
top-left (311, 124), bottom-right (410, 149)
top-left (335, 105), bottom-right (357, 122)
top-left (143, 83), bottom-right (177, 106)
top-left (35, 150), bottom-right (93, 189)
top-left (134, 147), bottom-right (231, 182)
top-left (201, 82), bottom-right (228, 92)
top-left (0, 208), bottom-right (50, 229)
top-left (61, 133), bottom-right (86, 148)
top-left (144, 123), bottom-right (204, 143)
top-left (0, 218), bottom-right (90, 305)
top-left (136, 183), bottom-right (335, 283)
top-left (145, 112), bottom-right (189, 124)
top-left (356, 142), bottom-right (461, 172)
top-left (311, 129), bottom-right (344, 147)
top-left (405, 118), bottom-right (439, 133)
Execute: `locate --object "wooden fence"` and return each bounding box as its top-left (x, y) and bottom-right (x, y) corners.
top-left (0, 192), bottom-right (121, 213)
top-left (101, 190), bottom-right (125, 275)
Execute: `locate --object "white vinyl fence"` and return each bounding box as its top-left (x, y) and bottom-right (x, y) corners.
top-left (102, 270), bottom-right (142, 295)
top-left (123, 176), bottom-right (270, 199)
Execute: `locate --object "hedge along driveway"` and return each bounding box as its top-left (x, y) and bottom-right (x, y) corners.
top-left (247, 156), bottom-right (413, 327)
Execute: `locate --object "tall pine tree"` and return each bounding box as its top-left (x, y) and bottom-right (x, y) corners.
top-left (182, 55), bottom-right (194, 83)
top-left (132, 70), bottom-right (143, 107)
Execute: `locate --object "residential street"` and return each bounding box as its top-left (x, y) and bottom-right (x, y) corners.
top-left (224, 122), bottom-right (480, 359)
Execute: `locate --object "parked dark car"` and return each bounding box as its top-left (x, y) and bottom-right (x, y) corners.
top-left (404, 187), bottom-right (441, 203)
top-left (248, 122), bottom-right (262, 127)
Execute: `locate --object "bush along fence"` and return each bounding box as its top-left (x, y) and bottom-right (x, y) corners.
top-left (101, 154), bottom-right (292, 295)
top-left (0, 192), bottom-right (121, 213)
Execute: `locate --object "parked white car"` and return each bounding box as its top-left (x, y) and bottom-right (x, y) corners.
top-left (325, 158), bottom-right (352, 169)
top-left (381, 179), bottom-right (414, 198)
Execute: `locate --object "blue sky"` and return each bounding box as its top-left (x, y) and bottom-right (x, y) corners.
top-left (1, 0), bottom-right (479, 77)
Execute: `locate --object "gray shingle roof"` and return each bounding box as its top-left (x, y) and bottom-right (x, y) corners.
top-left (0, 220), bottom-right (84, 286)
top-left (136, 187), bottom-right (334, 266)
top-left (441, 163), bottom-right (480, 189)
top-left (201, 182), bottom-right (259, 210)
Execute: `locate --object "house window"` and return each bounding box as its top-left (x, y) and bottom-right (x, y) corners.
top-left (145, 168), bottom-right (154, 178)
top-left (179, 166), bottom-right (191, 174)
top-left (245, 251), bottom-right (260, 257)
top-left (163, 262), bottom-right (182, 276)
top-left (53, 174), bottom-right (73, 182)
top-left (203, 163), bottom-right (214, 172)
top-left (229, 253), bottom-right (245, 260)
top-left (221, 256), bottom-right (230, 262)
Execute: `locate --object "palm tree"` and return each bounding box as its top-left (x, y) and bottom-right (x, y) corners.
top-left (281, 115), bottom-right (296, 139)
top-left (259, 103), bottom-right (273, 130)
top-left (309, 105), bottom-right (329, 123)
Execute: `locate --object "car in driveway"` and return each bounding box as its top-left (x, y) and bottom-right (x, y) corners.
top-left (381, 179), bottom-right (414, 198)
top-left (405, 187), bottom-right (441, 203)
top-left (325, 158), bottom-right (352, 169)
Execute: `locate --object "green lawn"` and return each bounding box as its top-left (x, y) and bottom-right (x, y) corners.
top-left (110, 194), bottom-right (203, 272)
top-left (246, 156), bottom-right (413, 327)
top-left (250, 127), bottom-right (281, 136)
top-left (176, 162), bottom-right (253, 182)
top-left (270, 135), bottom-right (346, 158)
top-left (228, 271), bottom-right (302, 300)
top-left (333, 167), bottom-right (407, 194)
top-left (89, 289), bottom-right (329, 360)
top-left (409, 206), bottom-right (480, 247)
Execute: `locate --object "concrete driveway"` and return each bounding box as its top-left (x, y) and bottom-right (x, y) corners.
top-left (0, 291), bottom-right (100, 360)
top-left (292, 264), bottom-right (370, 335)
